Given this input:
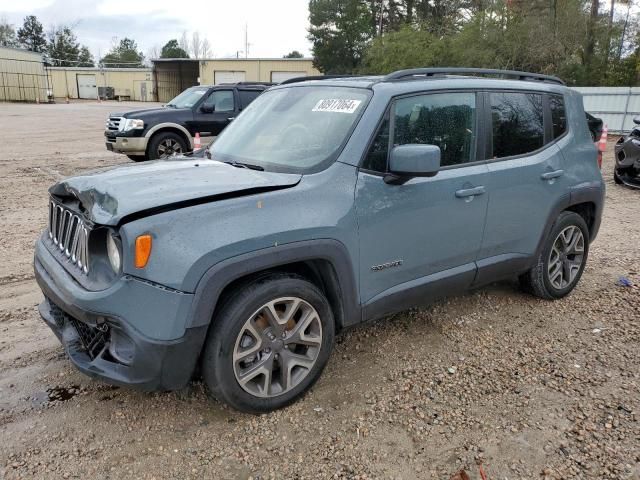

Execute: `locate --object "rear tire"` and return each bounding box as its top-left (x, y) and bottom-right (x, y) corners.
top-left (202, 274), bottom-right (335, 413)
top-left (520, 211), bottom-right (589, 300)
top-left (147, 132), bottom-right (188, 160)
top-left (613, 169), bottom-right (623, 185)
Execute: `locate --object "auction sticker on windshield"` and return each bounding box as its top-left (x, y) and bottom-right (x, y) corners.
top-left (312, 99), bottom-right (362, 114)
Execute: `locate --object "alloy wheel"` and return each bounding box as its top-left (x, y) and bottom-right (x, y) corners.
top-left (547, 225), bottom-right (585, 289)
top-left (232, 297), bottom-right (323, 398)
top-left (157, 138), bottom-right (182, 158)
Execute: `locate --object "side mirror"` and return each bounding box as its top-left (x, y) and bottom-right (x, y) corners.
top-left (384, 144), bottom-right (441, 184)
top-left (633, 115), bottom-right (640, 125)
top-left (200, 104), bottom-right (214, 114)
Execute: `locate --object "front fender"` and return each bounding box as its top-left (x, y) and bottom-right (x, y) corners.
top-left (185, 239), bottom-right (361, 330)
top-left (145, 122), bottom-right (194, 148)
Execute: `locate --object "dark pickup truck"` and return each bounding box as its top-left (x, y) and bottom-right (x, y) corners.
top-left (105, 83), bottom-right (271, 161)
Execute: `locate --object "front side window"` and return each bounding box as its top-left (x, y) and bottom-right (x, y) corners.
top-left (549, 94), bottom-right (567, 139)
top-left (203, 90), bottom-right (235, 112)
top-left (490, 92), bottom-right (544, 158)
top-left (210, 86), bottom-right (370, 173)
top-left (393, 92), bottom-right (477, 167)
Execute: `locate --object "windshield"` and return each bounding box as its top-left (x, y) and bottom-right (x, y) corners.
top-left (209, 86), bottom-right (370, 173)
top-left (166, 87), bottom-right (208, 108)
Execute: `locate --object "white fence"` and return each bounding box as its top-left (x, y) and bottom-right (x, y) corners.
top-left (573, 87), bottom-right (640, 134)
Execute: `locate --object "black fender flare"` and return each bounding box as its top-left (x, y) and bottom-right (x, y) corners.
top-left (533, 181), bottom-right (604, 261)
top-left (185, 239), bottom-right (361, 331)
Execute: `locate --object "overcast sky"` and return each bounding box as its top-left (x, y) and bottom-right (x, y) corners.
top-left (0, 0), bottom-right (313, 60)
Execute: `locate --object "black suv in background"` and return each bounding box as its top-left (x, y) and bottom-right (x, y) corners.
top-left (104, 83), bottom-right (271, 161)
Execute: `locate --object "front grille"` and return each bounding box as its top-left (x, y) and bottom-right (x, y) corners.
top-left (48, 200), bottom-right (91, 274)
top-left (106, 116), bottom-right (122, 132)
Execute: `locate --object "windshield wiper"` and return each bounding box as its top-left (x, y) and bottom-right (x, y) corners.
top-left (165, 103), bottom-right (177, 108)
top-left (222, 160), bottom-right (264, 171)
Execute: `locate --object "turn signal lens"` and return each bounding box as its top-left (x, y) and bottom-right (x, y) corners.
top-left (135, 234), bottom-right (152, 268)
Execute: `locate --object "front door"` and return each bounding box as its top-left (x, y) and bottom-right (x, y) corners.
top-left (356, 91), bottom-right (489, 311)
top-left (191, 89), bottom-right (237, 138)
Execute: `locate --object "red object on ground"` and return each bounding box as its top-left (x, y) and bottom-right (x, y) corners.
top-left (194, 132), bottom-right (201, 150)
top-left (596, 125), bottom-right (608, 169)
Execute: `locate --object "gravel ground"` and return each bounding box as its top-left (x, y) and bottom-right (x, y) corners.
top-left (0, 101), bottom-right (638, 480)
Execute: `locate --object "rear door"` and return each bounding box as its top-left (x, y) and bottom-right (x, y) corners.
top-left (476, 90), bottom-right (570, 281)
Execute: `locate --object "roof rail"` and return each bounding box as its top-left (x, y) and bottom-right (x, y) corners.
top-left (234, 81), bottom-right (276, 86)
top-left (382, 68), bottom-right (565, 85)
top-left (279, 75), bottom-right (363, 85)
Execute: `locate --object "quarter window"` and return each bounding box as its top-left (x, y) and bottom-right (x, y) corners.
top-left (393, 92), bottom-right (477, 167)
top-left (362, 116), bottom-right (390, 172)
top-left (490, 92), bottom-right (544, 158)
top-left (549, 94), bottom-right (567, 139)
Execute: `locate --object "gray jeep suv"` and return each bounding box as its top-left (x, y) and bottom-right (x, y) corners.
top-left (35, 68), bottom-right (604, 413)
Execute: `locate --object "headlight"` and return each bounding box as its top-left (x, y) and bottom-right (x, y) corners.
top-left (106, 232), bottom-right (122, 273)
top-left (119, 118), bottom-right (144, 132)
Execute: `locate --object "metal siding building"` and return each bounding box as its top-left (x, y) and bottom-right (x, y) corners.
top-left (198, 58), bottom-right (320, 85)
top-left (49, 67), bottom-right (154, 101)
top-left (0, 46), bottom-right (50, 102)
top-left (152, 58), bottom-right (320, 102)
top-left (153, 60), bottom-right (199, 104)
top-left (573, 87), bottom-right (640, 133)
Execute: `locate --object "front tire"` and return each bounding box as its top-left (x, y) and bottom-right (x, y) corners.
top-left (202, 274), bottom-right (335, 413)
top-left (147, 132), bottom-right (188, 160)
top-left (520, 211), bottom-right (589, 300)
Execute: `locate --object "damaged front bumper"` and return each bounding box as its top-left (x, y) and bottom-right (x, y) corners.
top-left (34, 239), bottom-right (206, 391)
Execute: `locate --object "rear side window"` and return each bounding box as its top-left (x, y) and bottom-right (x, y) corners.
top-left (239, 90), bottom-right (261, 109)
top-left (490, 92), bottom-right (544, 158)
top-left (549, 94), bottom-right (567, 138)
top-left (393, 92), bottom-right (477, 167)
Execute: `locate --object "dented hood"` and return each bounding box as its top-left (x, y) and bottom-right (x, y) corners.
top-left (49, 159), bottom-right (301, 226)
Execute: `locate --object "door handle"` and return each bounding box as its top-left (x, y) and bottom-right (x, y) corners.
top-left (541, 169), bottom-right (564, 180)
top-left (455, 186), bottom-right (486, 198)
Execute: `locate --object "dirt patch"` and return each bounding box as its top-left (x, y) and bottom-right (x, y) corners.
top-left (0, 101), bottom-right (639, 479)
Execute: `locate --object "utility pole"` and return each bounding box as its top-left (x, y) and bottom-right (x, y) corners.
top-left (244, 23), bottom-right (249, 59)
top-left (378, 0), bottom-right (384, 36)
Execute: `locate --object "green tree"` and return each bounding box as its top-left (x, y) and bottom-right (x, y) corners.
top-left (101, 37), bottom-right (145, 67)
top-left (361, 25), bottom-right (442, 72)
top-left (0, 16), bottom-right (17, 47)
top-left (17, 15), bottom-right (46, 52)
top-left (160, 39), bottom-right (189, 58)
top-left (284, 50), bottom-right (304, 58)
top-left (308, 0), bottom-right (375, 73)
top-left (77, 46), bottom-right (95, 67)
top-left (359, 0), bottom-right (640, 86)
top-left (47, 26), bottom-right (80, 66)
